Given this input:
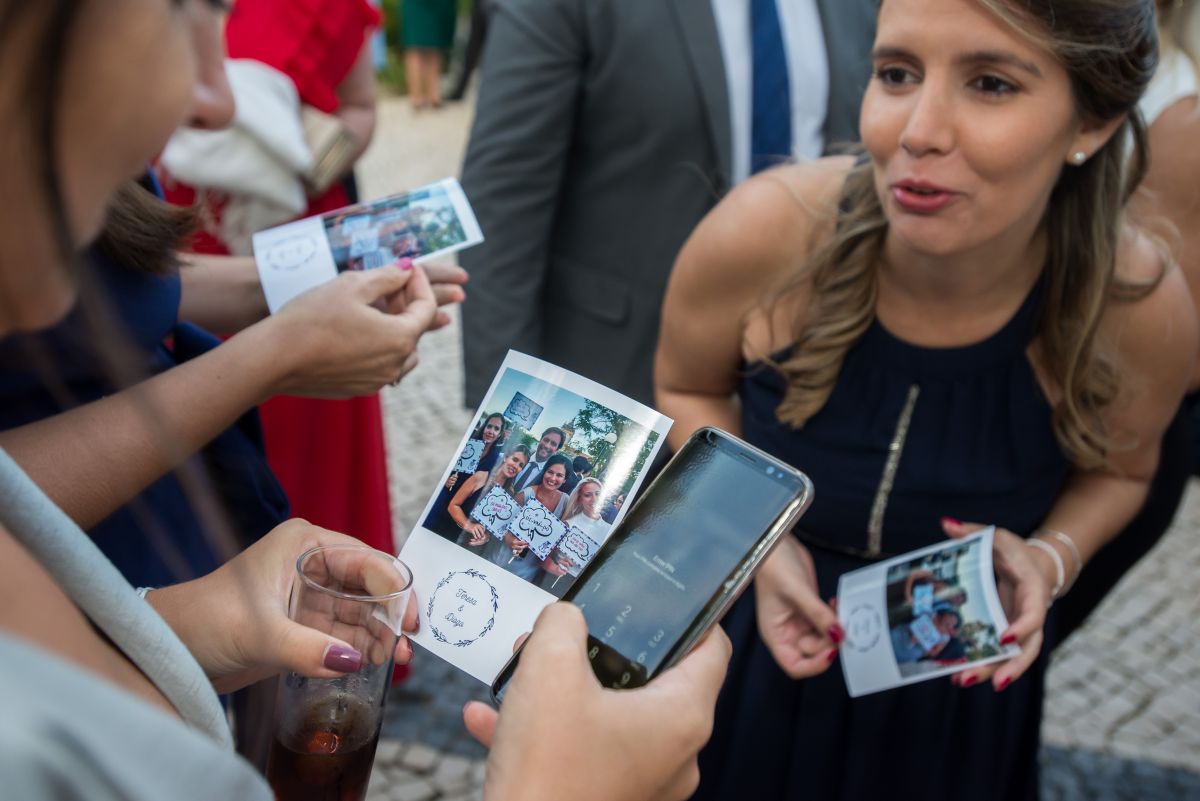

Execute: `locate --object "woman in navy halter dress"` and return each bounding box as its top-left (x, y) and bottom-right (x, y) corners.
top-left (693, 282), bottom-right (1070, 801)
top-left (654, 3), bottom-right (1195, 800)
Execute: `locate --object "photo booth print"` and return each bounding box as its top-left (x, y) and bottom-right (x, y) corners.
top-left (512, 498), bottom-right (568, 560)
top-left (453, 439), bottom-right (486, 476)
top-left (470, 486), bottom-right (522, 539)
top-left (556, 525), bottom-right (603, 577)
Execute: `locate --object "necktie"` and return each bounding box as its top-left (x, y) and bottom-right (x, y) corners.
top-left (517, 462), bottom-right (541, 493)
top-left (751, 0), bottom-right (792, 174)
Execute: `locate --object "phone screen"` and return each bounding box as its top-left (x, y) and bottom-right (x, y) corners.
top-left (567, 432), bottom-right (804, 688)
top-left (493, 429), bottom-right (808, 698)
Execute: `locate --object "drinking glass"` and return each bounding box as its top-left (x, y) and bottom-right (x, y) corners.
top-left (266, 544), bottom-right (413, 801)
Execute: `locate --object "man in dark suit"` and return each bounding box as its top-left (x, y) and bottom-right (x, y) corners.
top-left (460, 0), bottom-right (879, 405)
top-left (511, 426), bottom-right (566, 495)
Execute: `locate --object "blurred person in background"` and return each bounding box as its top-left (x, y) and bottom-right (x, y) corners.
top-left (403, 0), bottom-right (458, 108)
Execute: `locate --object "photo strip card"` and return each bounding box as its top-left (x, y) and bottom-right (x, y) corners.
top-left (836, 528), bottom-right (1020, 697)
top-left (252, 177), bottom-right (483, 312)
top-left (400, 351), bottom-right (672, 683)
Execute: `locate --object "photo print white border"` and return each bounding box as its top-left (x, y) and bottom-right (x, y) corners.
top-left (400, 351), bottom-right (673, 683)
top-left (836, 528), bottom-right (1020, 698)
top-left (253, 177), bottom-right (483, 313)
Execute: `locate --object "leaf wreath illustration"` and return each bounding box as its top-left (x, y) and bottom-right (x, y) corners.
top-left (428, 570), bottom-right (500, 647)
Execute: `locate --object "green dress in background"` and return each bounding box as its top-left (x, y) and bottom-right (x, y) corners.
top-left (403, 0), bottom-right (457, 49)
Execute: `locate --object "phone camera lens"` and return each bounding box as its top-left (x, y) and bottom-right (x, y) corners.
top-left (766, 466), bottom-right (775, 475)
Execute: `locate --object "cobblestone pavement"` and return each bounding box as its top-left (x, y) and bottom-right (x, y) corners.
top-left (357, 93), bottom-right (1200, 800)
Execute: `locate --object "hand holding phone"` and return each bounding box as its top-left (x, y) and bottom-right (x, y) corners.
top-left (465, 603), bottom-right (731, 801)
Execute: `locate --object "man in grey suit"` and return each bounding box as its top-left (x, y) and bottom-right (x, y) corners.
top-left (460, 0), bottom-right (879, 405)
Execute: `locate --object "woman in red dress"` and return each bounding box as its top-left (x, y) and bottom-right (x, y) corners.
top-left (161, 0), bottom-right (396, 552)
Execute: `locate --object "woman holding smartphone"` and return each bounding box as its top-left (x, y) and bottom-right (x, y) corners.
top-left (655, 1), bottom-right (1195, 799)
top-left (448, 445), bottom-right (531, 547)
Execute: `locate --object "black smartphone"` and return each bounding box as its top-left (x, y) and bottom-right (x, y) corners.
top-left (491, 426), bottom-right (813, 701)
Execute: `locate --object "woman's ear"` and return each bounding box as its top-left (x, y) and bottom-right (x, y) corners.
top-left (1065, 112), bottom-right (1128, 166)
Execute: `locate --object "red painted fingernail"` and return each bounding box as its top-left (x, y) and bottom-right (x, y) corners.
top-left (829, 624), bottom-right (846, 644)
top-left (1000, 633), bottom-right (1017, 646)
top-left (940, 516), bottom-right (962, 527)
top-left (826, 649), bottom-right (839, 663)
top-left (997, 676), bottom-right (1012, 692)
top-left (322, 643), bottom-right (362, 673)
top-left (959, 674), bottom-right (977, 688)
top-left (397, 257), bottom-right (414, 270)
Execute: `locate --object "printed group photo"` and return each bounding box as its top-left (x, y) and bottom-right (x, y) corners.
top-left (420, 366), bottom-right (661, 598)
top-left (324, 178), bottom-right (481, 272)
top-left (885, 536), bottom-right (1008, 678)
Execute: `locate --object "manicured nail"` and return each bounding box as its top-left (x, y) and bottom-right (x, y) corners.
top-left (828, 624), bottom-right (846, 644)
top-left (940, 516), bottom-right (962, 527)
top-left (826, 649), bottom-right (839, 663)
top-left (397, 257), bottom-right (414, 271)
top-left (1000, 633), bottom-right (1017, 646)
top-left (323, 643), bottom-right (362, 673)
top-left (997, 676), bottom-right (1012, 692)
top-left (959, 674), bottom-right (977, 688)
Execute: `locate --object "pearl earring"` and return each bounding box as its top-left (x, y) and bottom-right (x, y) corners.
top-left (1072, 151), bottom-right (1087, 165)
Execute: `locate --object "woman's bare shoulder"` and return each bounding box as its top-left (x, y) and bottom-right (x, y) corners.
top-left (669, 156), bottom-right (854, 310)
top-left (1105, 225), bottom-right (1198, 382)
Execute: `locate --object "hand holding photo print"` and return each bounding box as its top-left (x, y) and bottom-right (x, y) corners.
top-left (400, 352), bottom-right (671, 683)
top-left (837, 528), bottom-right (1020, 697)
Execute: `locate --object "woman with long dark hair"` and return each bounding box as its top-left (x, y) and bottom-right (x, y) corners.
top-left (425, 411), bottom-right (508, 540)
top-left (656, 1), bottom-right (1196, 798)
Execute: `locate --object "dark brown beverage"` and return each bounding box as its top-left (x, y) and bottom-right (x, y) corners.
top-left (267, 694), bottom-right (382, 801)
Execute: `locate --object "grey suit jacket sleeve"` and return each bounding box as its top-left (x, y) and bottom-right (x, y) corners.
top-left (459, 0), bottom-right (586, 406)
